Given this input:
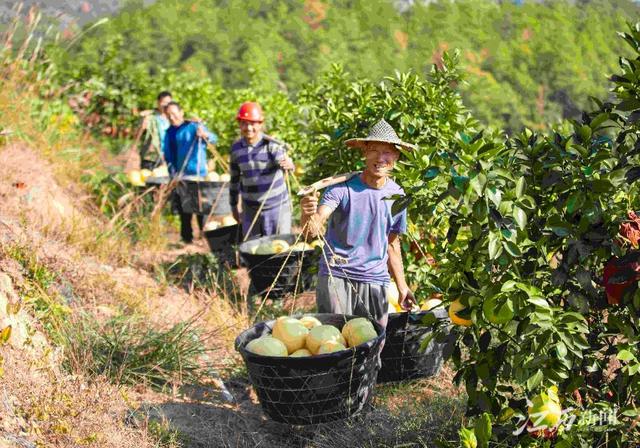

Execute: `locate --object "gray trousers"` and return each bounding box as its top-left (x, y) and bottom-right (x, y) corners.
top-left (241, 199), bottom-right (292, 239)
top-left (316, 275), bottom-right (389, 328)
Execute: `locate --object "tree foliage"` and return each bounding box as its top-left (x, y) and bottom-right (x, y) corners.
top-left (58, 0), bottom-right (638, 130)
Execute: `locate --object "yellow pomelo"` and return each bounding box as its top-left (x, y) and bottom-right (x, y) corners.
top-left (482, 296), bottom-right (514, 325)
top-left (140, 169), bottom-right (152, 181)
top-left (387, 284), bottom-right (400, 309)
top-left (387, 301), bottom-right (397, 314)
top-left (342, 318), bottom-right (377, 347)
top-left (271, 240), bottom-right (290, 254)
top-left (220, 173), bottom-right (231, 182)
top-left (306, 325), bottom-right (346, 354)
top-left (317, 340), bottom-right (347, 354)
top-left (254, 243), bottom-right (274, 255)
top-left (206, 172), bottom-right (220, 182)
top-left (449, 299), bottom-right (472, 327)
top-left (387, 281), bottom-right (400, 307)
top-left (245, 336), bottom-right (288, 357)
top-left (127, 170), bottom-right (145, 186)
top-left (272, 317), bottom-right (309, 354)
top-left (222, 215), bottom-right (237, 226)
top-left (291, 242), bottom-right (313, 252)
top-left (528, 387), bottom-right (562, 429)
top-left (204, 221), bottom-right (219, 231)
top-left (299, 315), bottom-right (322, 329)
top-left (421, 298), bottom-right (443, 311)
top-left (290, 348), bottom-right (312, 357)
top-left (310, 239), bottom-right (324, 249)
top-left (152, 165), bottom-right (169, 177)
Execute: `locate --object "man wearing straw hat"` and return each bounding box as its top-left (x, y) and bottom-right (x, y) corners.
top-left (164, 101), bottom-right (218, 244)
top-left (301, 119), bottom-right (416, 327)
top-left (229, 101), bottom-right (295, 239)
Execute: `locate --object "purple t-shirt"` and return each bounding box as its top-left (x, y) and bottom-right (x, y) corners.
top-left (318, 174), bottom-right (407, 285)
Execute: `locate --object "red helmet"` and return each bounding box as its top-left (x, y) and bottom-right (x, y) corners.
top-left (236, 102), bottom-right (264, 122)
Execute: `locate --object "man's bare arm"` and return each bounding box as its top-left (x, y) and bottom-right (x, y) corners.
top-left (300, 192), bottom-right (332, 240)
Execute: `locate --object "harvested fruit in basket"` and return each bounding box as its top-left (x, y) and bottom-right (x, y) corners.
top-left (317, 340), bottom-right (347, 354)
top-left (306, 324), bottom-right (347, 354)
top-left (299, 315), bottom-right (322, 329)
top-left (254, 239), bottom-right (290, 255)
top-left (244, 317), bottom-right (378, 357)
top-left (206, 172), bottom-right (220, 182)
top-left (140, 169), bottom-right (152, 180)
top-left (204, 221), bottom-right (220, 231)
top-left (290, 242), bottom-right (314, 251)
top-left (152, 165), bottom-right (169, 178)
top-left (220, 173), bottom-right (231, 182)
top-left (126, 170), bottom-right (145, 187)
top-left (272, 316), bottom-right (309, 354)
top-left (342, 318), bottom-right (377, 348)
top-left (221, 215), bottom-right (237, 226)
top-left (290, 348), bottom-right (312, 357)
top-left (246, 335), bottom-right (288, 356)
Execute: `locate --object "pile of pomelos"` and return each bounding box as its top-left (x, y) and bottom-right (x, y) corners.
top-left (246, 316), bottom-right (378, 357)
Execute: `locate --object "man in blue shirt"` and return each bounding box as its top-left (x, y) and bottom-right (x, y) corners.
top-left (164, 102), bottom-right (218, 243)
top-left (301, 119), bottom-right (415, 327)
top-left (140, 91), bottom-right (172, 169)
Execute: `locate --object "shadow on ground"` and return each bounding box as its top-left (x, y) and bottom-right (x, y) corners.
top-left (136, 369), bottom-right (464, 448)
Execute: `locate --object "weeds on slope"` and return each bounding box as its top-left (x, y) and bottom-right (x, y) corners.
top-left (62, 312), bottom-right (211, 390)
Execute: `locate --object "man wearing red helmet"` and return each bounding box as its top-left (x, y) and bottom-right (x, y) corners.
top-left (229, 102), bottom-right (295, 238)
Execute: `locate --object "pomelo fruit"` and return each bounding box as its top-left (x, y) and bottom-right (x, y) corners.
top-left (421, 298), bottom-right (443, 311)
top-left (271, 240), bottom-right (290, 254)
top-left (290, 348), bottom-right (312, 357)
top-left (272, 317), bottom-right (309, 354)
top-left (299, 315), bottom-right (322, 329)
top-left (528, 386), bottom-right (562, 430)
top-left (222, 215), bottom-right (237, 226)
top-left (291, 242), bottom-right (313, 252)
top-left (449, 299), bottom-right (472, 327)
top-left (317, 340), bottom-right (347, 354)
top-left (482, 296), bottom-right (514, 325)
top-left (140, 169), bottom-right (152, 181)
top-left (342, 318), bottom-right (377, 348)
top-left (254, 243), bottom-right (274, 255)
top-left (306, 325), bottom-right (346, 354)
top-left (220, 173), bottom-right (231, 182)
top-left (127, 170), bottom-right (144, 187)
top-left (206, 172), bottom-right (220, 182)
top-left (310, 239), bottom-right (324, 249)
top-left (152, 165), bottom-right (169, 178)
top-left (245, 336), bottom-right (288, 357)
top-left (204, 221), bottom-right (219, 231)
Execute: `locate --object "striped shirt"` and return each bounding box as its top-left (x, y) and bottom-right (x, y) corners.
top-left (229, 135), bottom-right (288, 210)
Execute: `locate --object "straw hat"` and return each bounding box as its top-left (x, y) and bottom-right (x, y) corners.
top-left (345, 119), bottom-right (418, 151)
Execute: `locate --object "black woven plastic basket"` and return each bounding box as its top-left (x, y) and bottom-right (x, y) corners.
top-left (204, 224), bottom-right (242, 265)
top-left (174, 180), bottom-right (231, 216)
top-left (377, 307), bottom-right (450, 383)
top-left (238, 234), bottom-right (317, 299)
top-left (235, 313), bottom-right (385, 425)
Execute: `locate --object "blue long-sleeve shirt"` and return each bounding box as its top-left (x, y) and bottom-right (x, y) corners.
top-left (163, 121), bottom-right (218, 178)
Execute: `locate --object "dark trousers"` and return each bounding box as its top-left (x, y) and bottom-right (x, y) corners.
top-left (180, 213), bottom-right (204, 243)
